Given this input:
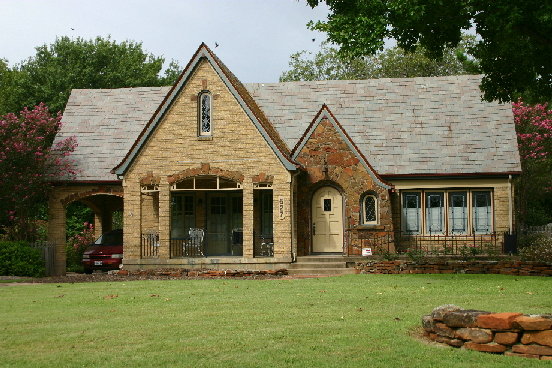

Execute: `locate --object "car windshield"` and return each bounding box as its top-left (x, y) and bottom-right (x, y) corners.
top-left (94, 230), bottom-right (122, 246)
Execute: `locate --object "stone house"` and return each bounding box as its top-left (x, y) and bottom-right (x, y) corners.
top-left (48, 44), bottom-right (521, 275)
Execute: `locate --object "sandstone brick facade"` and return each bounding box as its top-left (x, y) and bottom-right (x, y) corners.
top-left (122, 59), bottom-right (293, 269)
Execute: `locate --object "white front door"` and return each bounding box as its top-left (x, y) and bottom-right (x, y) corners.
top-left (312, 186), bottom-right (344, 253)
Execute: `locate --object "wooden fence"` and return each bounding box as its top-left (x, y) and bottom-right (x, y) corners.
top-left (31, 241), bottom-right (56, 276)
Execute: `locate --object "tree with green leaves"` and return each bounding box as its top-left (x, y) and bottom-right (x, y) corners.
top-left (0, 36), bottom-right (181, 115)
top-left (306, 0), bottom-right (552, 103)
top-left (280, 38), bottom-right (478, 82)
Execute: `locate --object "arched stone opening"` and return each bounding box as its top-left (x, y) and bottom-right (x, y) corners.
top-left (48, 186), bottom-right (124, 275)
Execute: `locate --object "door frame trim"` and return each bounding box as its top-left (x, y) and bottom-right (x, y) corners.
top-left (310, 182), bottom-right (346, 254)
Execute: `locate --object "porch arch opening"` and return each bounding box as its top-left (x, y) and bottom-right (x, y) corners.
top-left (166, 175), bottom-right (243, 258)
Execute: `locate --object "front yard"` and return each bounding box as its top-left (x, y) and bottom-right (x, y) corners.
top-left (1, 274), bottom-right (550, 367)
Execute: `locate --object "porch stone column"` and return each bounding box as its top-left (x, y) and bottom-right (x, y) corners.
top-left (48, 191), bottom-right (66, 276)
top-left (242, 182), bottom-right (254, 258)
top-left (158, 182), bottom-right (171, 259)
top-left (94, 213), bottom-right (103, 238)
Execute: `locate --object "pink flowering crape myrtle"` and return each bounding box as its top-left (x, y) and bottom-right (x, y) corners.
top-left (0, 103), bottom-right (77, 239)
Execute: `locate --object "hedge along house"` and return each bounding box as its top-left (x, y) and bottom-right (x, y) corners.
top-left (49, 43), bottom-right (521, 275)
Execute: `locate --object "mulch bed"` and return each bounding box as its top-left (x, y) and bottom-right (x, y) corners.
top-left (1, 269), bottom-right (334, 284)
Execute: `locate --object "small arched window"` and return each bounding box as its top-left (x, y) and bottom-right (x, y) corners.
top-left (198, 91), bottom-right (212, 136)
top-left (361, 193), bottom-right (378, 225)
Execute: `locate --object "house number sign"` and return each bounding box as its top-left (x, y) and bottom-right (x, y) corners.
top-left (278, 196), bottom-right (286, 220)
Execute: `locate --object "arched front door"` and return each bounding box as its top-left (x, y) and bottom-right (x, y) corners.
top-left (312, 186), bottom-right (344, 253)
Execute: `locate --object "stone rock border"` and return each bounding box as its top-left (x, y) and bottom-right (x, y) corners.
top-left (423, 305), bottom-right (552, 360)
top-left (356, 260), bottom-right (552, 276)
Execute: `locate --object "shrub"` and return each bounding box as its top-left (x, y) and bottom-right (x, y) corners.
top-left (459, 245), bottom-right (483, 261)
top-left (66, 222), bottom-right (95, 272)
top-left (518, 234), bottom-right (552, 263)
top-left (405, 248), bottom-right (426, 263)
top-left (0, 241), bottom-right (45, 277)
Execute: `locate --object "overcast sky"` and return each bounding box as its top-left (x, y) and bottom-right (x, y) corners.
top-left (0, 0), bottom-right (330, 83)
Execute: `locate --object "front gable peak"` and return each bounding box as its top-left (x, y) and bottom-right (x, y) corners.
top-left (292, 104), bottom-right (392, 190)
top-left (112, 43), bottom-right (297, 176)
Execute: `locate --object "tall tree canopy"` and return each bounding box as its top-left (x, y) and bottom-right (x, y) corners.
top-left (306, 0), bottom-right (552, 103)
top-left (280, 39), bottom-right (478, 82)
top-left (0, 36), bottom-right (181, 115)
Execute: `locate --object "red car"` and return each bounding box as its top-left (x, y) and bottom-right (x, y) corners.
top-left (82, 229), bottom-right (123, 273)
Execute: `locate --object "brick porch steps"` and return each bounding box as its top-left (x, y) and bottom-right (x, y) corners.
top-left (287, 256), bottom-right (360, 276)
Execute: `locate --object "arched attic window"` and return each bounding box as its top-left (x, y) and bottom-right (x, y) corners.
top-left (198, 91), bottom-right (212, 136)
top-left (361, 192), bottom-right (378, 225)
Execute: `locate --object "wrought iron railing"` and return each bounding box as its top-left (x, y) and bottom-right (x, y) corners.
top-left (348, 230), bottom-right (502, 256)
top-left (141, 232), bottom-right (159, 258)
top-left (170, 237), bottom-right (205, 258)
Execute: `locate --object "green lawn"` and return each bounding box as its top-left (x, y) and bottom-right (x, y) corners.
top-left (1, 274), bottom-right (551, 368)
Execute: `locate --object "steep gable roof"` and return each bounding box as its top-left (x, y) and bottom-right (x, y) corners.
top-left (246, 76), bottom-right (522, 176)
top-left (54, 87), bottom-right (170, 181)
top-left (293, 105), bottom-right (392, 189)
top-left (111, 43), bottom-right (297, 176)
top-left (56, 72), bottom-right (522, 182)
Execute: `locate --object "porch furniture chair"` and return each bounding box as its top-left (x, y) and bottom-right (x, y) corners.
top-left (260, 235), bottom-right (274, 257)
top-left (184, 228), bottom-right (205, 257)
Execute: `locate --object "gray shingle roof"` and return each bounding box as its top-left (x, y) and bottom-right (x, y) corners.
top-left (55, 87), bottom-right (170, 181)
top-left (245, 75), bottom-right (521, 175)
top-left (56, 75), bottom-right (521, 181)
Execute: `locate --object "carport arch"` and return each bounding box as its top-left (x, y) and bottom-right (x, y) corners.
top-left (48, 186), bottom-right (124, 275)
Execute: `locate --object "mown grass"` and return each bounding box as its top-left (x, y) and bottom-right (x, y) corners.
top-left (1, 274), bottom-right (551, 368)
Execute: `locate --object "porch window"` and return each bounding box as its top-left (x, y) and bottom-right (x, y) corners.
top-left (170, 194), bottom-right (195, 239)
top-left (448, 192), bottom-right (467, 234)
top-left (403, 192), bottom-right (421, 234)
top-left (425, 192), bottom-right (445, 234)
top-left (361, 193), bottom-right (377, 224)
top-left (473, 191), bottom-right (492, 234)
top-left (198, 91), bottom-right (212, 136)
top-left (253, 187), bottom-right (274, 257)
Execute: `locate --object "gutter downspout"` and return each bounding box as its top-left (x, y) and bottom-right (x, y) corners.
top-left (290, 170), bottom-right (301, 262)
top-left (508, 175), bottom-right (513, 234)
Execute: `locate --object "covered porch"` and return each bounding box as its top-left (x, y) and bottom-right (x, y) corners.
top-left (139, 174), bottom-right (275, 260)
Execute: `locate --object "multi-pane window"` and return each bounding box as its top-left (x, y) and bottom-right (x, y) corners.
top-left (362, 194), bottom-right (377, 224)
top-left (402, 190), bottom-right (492, 235)
top-left (170, 194), bottom-right (195, 239)
top-left (403, 192), bottom-right (421, 234)
top-left (425, 192), bottom-right (444, 234)
top-left (473, 191), bottom-right (492, 234)
top-left (199, 92), bottom-right (212, 136)
top-left (448, 192), bottom-right (467, 234)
